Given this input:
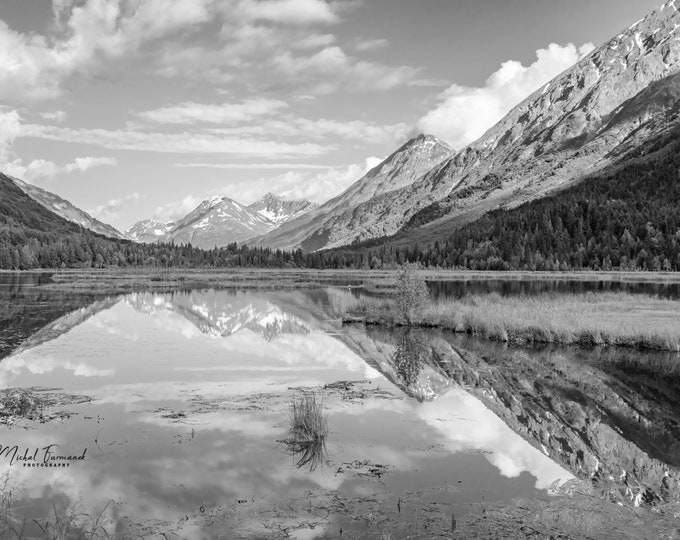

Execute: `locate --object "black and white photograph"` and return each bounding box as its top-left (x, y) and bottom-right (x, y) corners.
top-left (1, 0), bottom-right (680, 538)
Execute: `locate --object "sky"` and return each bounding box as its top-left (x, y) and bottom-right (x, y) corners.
top-left (0, 0), bottom-right (663, 231)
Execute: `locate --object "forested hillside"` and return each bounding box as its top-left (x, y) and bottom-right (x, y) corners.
top-left (0, 174), bottom-right (303, 269)
top-left (310, 131), bottom-right (680, 271)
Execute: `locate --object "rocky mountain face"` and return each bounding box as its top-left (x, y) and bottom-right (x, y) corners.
top-left (392, 1), bottom-right (680, 245)
top-left (8, 175), bottom-right (125, 239)
top-left (257, 2), bottom-right (680, 252)
top-left (248, 193), bottom-right (315, 224)
top-left (252, 134), bottom-right (454, 251)
top-left (125, 219), bottom-right (175, 244)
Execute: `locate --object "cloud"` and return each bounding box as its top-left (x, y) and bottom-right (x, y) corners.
top-left (293, 33), bottom-right (336, 50)
top-left (138, 98), bottom-right (288, 125)
top-left (139, 100), bottom-right (409, 144)
top-left (154, 155), bottom-right (382, 224)
top-left (0, 110), bottom-right (22, 164)
top-left (0, 0), bottom-right (218, 102)
top-left (354, 38), bottom-right (388, 52)
top-left (89, 192), bottom-right (142, 222)
top-left (65, 156), bottom-right (118, 172)
top-left (233, 0), bottom-right (339, 25)
top-left (21, 122), bottom-right (329, 157)
top-left (211, 155), bottom-right (384, 204)
top-left (418, 42), bottom-right (595, 149)
top-left (174, 162), bottom-right (334, 170)
top-left (273, 46), bottom-right (419, 93)
top-left (5, 155), bottom-right (117, 183)
top-left (39, 110), bottom-right (67, 122)
top-left (154, 195), bottom-right (203, 223)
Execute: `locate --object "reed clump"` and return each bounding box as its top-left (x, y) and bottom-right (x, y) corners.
top-left (280, 392), bottom-right (329, 471)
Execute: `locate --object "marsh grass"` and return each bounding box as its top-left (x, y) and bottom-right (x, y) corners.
top-left (280, 392), bottom-right (329, 472)
top-left (0, 474), bottom-right (113, 540)
top-left (354, 292), bottom-right (680, 351)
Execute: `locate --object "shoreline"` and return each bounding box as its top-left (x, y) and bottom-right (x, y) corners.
top-left (2, 268), bottom-right (680, 294)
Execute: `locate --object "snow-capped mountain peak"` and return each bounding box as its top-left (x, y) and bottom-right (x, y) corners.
top-left (248, 193), bottom-right (315, 225)
top-left (125, 219), bottom-right (175, 243)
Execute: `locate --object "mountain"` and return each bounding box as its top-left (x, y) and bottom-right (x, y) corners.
top-left (388, 2), bottom-right (680, 247)
top-left (258, 2), bottom-right (680, 252)
top-left (125, 219), bottom-right (175, 244)
top-left (248, 193), bottom-right (315, 224)
top-left (158, 193), bottom-right (316, 249)
top-left (0, 173), bottom-right (94, 237)
top-left (9, 175), bottom-right (125, 239)
top-left (162, 196), bottom-right (276, 249)
top-left (253, 134), bottom-right (454, 251)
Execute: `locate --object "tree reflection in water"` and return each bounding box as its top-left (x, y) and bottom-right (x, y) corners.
top-left (392, 331), bottom-right (427, 388)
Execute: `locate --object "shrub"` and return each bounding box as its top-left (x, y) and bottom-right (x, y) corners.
top-left (396, 264), bottom-right (430, 322)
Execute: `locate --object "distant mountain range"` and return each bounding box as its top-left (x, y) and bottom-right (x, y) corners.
top-left (5, 1), bottom-right (680, 257)
top-left (125, 193), bottom-right (316, 249)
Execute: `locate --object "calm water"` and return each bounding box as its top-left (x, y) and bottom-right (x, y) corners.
top-left (426, 278), bottom-right (680, 299)
top-left (0, 278), bottom-right (679, 538)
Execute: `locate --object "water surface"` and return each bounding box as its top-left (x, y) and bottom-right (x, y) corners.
top-left (0, 280), bottom-right (678, 538)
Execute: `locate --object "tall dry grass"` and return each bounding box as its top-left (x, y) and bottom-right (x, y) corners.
top-left (354, 292), bottom-right (680, 351)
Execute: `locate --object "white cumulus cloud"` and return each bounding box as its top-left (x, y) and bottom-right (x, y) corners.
top-left (418, 42), bottom-right (595, 149)
top-left (5, 155), bottom-right (117, 183)
top-left (138, 98), bottom-right (289, 125)
top-left (90, 191), bottom-right (143, 222)
top-left (213, 155), bottom-right (384, 204)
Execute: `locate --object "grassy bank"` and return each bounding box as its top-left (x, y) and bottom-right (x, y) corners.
top-left (348, 292), bottom-right (680, 351)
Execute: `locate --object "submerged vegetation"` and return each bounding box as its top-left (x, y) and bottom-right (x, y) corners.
top-left (0, 388), bottom-right (91, 425)
top-left (350, 292), bottom-right (680, 351)
top-left (279, 392), bottom-right (329, 472)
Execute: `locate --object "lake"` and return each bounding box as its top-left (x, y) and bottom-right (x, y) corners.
top-left (1, 278), bottom-right (679, 538)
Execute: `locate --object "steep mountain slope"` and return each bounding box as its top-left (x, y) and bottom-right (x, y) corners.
top-left (9, 175), bottom-right (125, 239)
top-left (125, 219), bottom-right (175, 244)
top-left (248, 193), bottom-right (315, 224)
top-left (163, 196), bottom-right (274, 249)
top-left (261, 2), bottom-right (680, 252)
top-left (389, 2), bottom-right (680, 246)
top-left (0, 174), bottom-right (89, 236)
top-left (325, 118), bottom-right (680, 270)
top-left (253, 134), bottom-right (453, 251)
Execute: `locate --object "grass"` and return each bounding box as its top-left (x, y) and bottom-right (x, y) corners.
top-left (0, 474), bottom-right (113, 540)
top-left (350, 292), bottom-right (680, 351)
top-left (279, 392), bottom-right (329, 472)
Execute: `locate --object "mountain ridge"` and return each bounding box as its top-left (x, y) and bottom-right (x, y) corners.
top-left (251, 134), bottom-right (454, 251)
top-left (9, 175), bottom-right (125, 240)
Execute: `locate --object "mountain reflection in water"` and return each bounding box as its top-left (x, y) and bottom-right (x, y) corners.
top-left (0, 286), bottom-right (678, 537)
